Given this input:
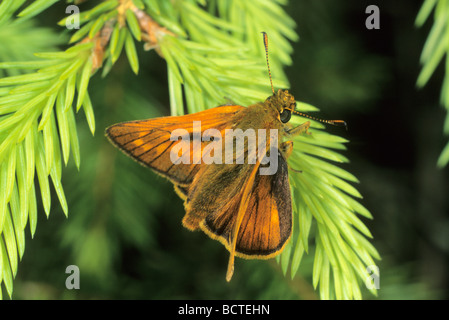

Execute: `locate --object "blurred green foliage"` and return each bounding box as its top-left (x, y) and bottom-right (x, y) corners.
top-left (415, 0), bottom-right (449, 167)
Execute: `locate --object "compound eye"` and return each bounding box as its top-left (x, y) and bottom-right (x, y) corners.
top-left (280, 109), bottom-right (291, 123)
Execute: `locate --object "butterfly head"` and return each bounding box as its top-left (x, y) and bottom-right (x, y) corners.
top-left (261, 33), bottom-right (347, 129)
top-left (265, 89), bottom-right (296, 124)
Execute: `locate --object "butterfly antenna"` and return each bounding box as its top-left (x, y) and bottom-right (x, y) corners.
top-left (262, 32), bottom-right (275, 95)
top-left (292, 110), bottom-right (348, 130)
top-left (261, 32), bottom-right (346, 130)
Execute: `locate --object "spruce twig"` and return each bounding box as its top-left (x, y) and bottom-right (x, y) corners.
top-left (0, 0), bottom-right (378, 300)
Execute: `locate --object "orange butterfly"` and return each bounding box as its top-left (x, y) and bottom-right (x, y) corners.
top-left (106, 33), bottom-right (345, 281)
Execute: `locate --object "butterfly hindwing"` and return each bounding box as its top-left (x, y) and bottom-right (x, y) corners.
top-left (188, 152), bottom-right (292, 259)
top-left (234, 153), bottom-right (292, 258)
top-left (182, 162), bottom-right (247, 231)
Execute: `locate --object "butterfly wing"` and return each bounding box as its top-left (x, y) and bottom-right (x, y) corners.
top-left (235, 153), bottom-right (292, 258)
top-left (108, 103), bottom-right (292, 280)
top-left (185, 152), bottom-right (292, 259)
top-left (106, 105), bottom-right (244, 186)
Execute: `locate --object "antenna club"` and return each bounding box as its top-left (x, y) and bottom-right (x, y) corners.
top-left (292, 110), bottom-right (347, 128)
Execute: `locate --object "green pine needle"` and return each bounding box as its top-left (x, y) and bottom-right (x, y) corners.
top-left (126, 9), bottom-right (142, 41)
top-left (416, 0), bottom-right (449, 167)
top-left (125, 31), bottom-right (139, 75)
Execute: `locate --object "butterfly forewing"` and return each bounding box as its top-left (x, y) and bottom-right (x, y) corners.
top-left (106, 105), bottom-right (244, 186)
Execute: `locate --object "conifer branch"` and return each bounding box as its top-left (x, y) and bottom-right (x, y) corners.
top-left (0, 0), bottom-right (378, 300)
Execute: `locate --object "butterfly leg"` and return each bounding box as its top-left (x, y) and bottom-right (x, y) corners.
top-left (280, 141), bottom-right (302, 173)
top-left (284, 121), bottom-right (311, 137)
top-left (280, 141), bottom-right (294, 159)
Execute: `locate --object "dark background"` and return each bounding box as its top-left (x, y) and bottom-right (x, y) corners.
top-left (288, 0), bottom-right (449, 298)
top-left (5, 0), bottom-right (449, 299)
